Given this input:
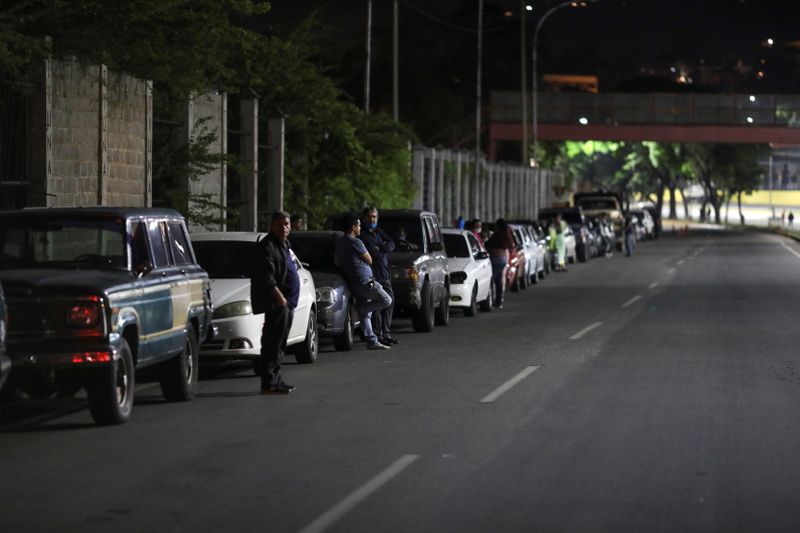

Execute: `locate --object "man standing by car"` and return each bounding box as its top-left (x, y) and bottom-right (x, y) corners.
top-left (336, 214), bottom-right (393, 350)
top-left (251, 211), bottom-right (300, 394)
top-left (359, 206), bottom-right (398, 345)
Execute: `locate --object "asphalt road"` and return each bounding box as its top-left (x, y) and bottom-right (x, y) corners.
top-left (3, 229), bottom-right (800, 532)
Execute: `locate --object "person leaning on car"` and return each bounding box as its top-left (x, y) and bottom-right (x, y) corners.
top-left (335, 214), bottom-right (393, 351)
top-left (250, 211), bottom-right (300, 394)
top-left (359, 206), bottom-right (398, 346)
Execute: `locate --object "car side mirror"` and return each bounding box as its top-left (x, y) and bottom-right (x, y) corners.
top-left (474, 251), bottom-right (489, 260)
top-left (429, 242), bottom-right (444, 252)
top-left (301, 262), bottom-right (310, 269)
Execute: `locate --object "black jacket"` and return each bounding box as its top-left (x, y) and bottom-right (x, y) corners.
top-left (251, 233), bottom-right (290, 314)
top-left (358, 227), bottom-right (395, 282)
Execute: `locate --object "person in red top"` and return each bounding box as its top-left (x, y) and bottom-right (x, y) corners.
top-left (484, 218), bottom-right (515, 309)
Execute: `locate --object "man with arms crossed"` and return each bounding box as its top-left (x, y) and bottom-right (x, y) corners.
top-left (336, 215), bottom-right (393, 350)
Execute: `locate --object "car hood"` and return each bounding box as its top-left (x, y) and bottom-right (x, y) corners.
top-left (311, 270), bottom-right (346, 289)
top-left (446, 257), bottom-right (471, 273)
top-left (207, 278), bottom-right (251, 306)
top-left (0, 269), bottom-right (134, 295)
top-left (389, 251), bottom-right (430, 267)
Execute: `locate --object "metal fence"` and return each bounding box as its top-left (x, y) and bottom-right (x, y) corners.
top-left (411, 146), bottom-right (555, 225)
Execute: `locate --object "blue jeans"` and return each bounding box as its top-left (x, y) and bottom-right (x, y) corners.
top-left (352, 280), bottom-right (393, 344)
top-left (625, 233), bottom-right (635, 256)
top-left (490, 255), bottom-right (508, 307)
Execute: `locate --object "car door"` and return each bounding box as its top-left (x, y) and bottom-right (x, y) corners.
top-left (467, 233), bottom-right (491, 301)
top-left (287, 250), bottom-right (313, 344)
top-left (424, 216), bottom-right (447, 300)
top-left (165, 220), bottom-right (206, 345)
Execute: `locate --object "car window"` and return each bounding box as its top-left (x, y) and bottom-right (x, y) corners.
top-left (290, 235), bottom-right (337, 271)
top-left (147, 220), bottom-right (169, 268)
top-left (443, 234), bottom-right (470, 258)
top-left (381, 217), bottom-right (424, 252)
top-left (167, 222), bottom-right (193, 266)
top-left (467, 233), bottom-right (482, 255)
top-left (130, 221), bottom-right (150, 270)
top-left (194, 241), bottom-right (253, 278)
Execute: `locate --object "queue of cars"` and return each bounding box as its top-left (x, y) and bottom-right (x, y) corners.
top-left (0, 199), bottom-right (659, 426)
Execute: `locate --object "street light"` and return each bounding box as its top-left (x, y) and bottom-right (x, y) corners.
top-left (531, 0), bottom-right (598, 165)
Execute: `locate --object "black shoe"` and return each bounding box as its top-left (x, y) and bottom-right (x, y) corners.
top-left (261, 383), bottom-right (295, 395)
top-left (381, 336), bottom-right (399, 345)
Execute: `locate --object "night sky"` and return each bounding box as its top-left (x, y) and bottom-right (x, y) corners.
top-left (265, 0), bottom-right (800, 141)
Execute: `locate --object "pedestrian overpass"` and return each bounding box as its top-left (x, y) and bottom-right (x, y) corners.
top-left (489, 91), bottom-right (800, 161)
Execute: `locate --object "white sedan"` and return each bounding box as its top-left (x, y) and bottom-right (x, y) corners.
top-left (191, 232), bottom-right (318, 372)
top-left (442, 229), bottom-right (493, 316)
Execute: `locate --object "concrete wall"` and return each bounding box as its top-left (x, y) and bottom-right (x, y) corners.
top-left (27, 58), bottom-right (151, 208)
top-left (185, 92), bottom-right (227, 231)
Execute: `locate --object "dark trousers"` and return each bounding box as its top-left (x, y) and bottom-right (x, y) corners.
top-left (370, 280), bottom-right (394, 338)
top-left (260, 306), bottom-right (294, 388)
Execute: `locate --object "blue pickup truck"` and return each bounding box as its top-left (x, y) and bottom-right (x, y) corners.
top-left (0, 207), bottom-right (213, 425)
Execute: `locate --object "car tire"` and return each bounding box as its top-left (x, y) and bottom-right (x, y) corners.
top-left (251, 358), bottom-right (263, 377)
top-left (87, 337), bottom-right (135, 425)
top-left (577, 246), bottom-right (588, 263)
top-left (532, 268), bottom-right (540, 284)
top-left (510, 272), bottom-right (520, 293)
top-left (480, 282), bottom-right (494, 312)
top-left (159, 322), bottom-right (199, 402)
top-left (520, 270), bottom-right (529, 290)
top-left (464, 284), bottom-right (478, 317)
top-left (412, 281), bottom-right (435, 333)
top-left (434, 285), bottom-right (450, 326)
top-left (333, 303), bottom-right (354, 351)
top-left (293, 309), bottom-right (319, 363)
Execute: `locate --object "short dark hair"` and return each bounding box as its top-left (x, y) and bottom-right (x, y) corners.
top-left (346, 214), bottom-right (361, 231)
top-left (290, 213), bottom-right (304, 223)
top-left (271, 210), bottom-right (290, 224)
top-left (361, 206), bottom-right (377, 219)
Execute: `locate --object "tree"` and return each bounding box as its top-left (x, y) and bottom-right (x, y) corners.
top-left (686, 143), bottom-right (737, 224)
top-left (724, 144), bottom-right (768, 225)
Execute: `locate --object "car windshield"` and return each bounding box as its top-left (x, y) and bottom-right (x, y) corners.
top-left (193, 241), bottom-right (254, 278)
top-left (0, 216), bottom-right (127, 270)
top-left (443, 234), bottom-right (470, 258)
top-left (380, 217), bottom-right (423, 252)
top-left (289, 236), bottom-right (337, 271)
top-left (578, 199), bottom-right (619, 211)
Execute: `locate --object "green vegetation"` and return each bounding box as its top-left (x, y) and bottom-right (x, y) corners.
top-left (1, 1), bottom-right (415, 228)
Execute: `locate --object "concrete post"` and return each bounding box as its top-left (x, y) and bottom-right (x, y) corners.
top-left (219, 94), bottom-right (228, 231)
top-left (266, 117), bottom-right (285, 214)
top-left (27, 57), bottom-right (53, 207)
top-left (412, 146), bottom-right (425, 210)
top-left (462, 153), bottom-right (471, 218)
top-left (426, 148), bottom-right (436, 212)
top-left (437, 150), bottom-right (445, 219)
top-left (145, 81), bottom-right (153, 207)
top-left (239, 98), bottom-right (258, 231)
top-left (454, 151), bottom-right (462, 221)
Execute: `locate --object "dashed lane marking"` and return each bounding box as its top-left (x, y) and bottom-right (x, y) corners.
top-left (648, 282), bottom-right (659, 289)
top-left (677, 259), bottom-right (685, 265)
top-left (480, 366), bottom-right (540, 404)
top-left (622, 295), bottom-right (643, 308)
top-left (570, 321), bottom-right (604, 341)
top-left (300, 455), bottom-right (420, 533)
top-left (668, 267), bottom-right (676, 274)
top-left (780, 240), bottom-right (800, 261)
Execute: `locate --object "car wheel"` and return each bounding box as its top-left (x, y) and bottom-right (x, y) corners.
top-left (480, 282), bottom-right (494, 312)
top-left (434, 285), bottom-right (450, 326)
top-left (87, 337), bottom-right (134, 425)
top-left (333, 302), bottom-right (354, 351)
top-left (464, 284), bottom-right (478, 317)
top-left (520, 269), bottom-right (529, 290)
top-left (412, 281), bottom-right (435, 332)
top-left (293, 309), bottom-right (319, 363)
top-left (251, 358), bottom-right (263, 377)
top-left (532, 268), bottom-right (540, 284)
top-left (160, 322), bottom-right (199, 402)
top-left (510, 272), bottom-right (520, 293)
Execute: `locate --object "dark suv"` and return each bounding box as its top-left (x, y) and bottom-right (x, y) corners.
top-left (0, 208), bottom-right (213, 425)
top-left (379, 210), bottom-right (450, 332)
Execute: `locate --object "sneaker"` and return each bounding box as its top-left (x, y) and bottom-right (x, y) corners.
top-left (367, 342), bottom-right (391, 351)
top-left (381, 336), bottom-right (399, 345)
top-left (261, 383), bottom-right (294, 395)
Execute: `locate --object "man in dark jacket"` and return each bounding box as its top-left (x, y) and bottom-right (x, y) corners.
top-left (251, 211), bottom-right (300, 394)
top-left (359, 206), bottom-right (398, 345)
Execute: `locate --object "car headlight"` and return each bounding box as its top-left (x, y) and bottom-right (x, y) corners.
top-left (391, 267), bottom-right (420, 282)
top-left (450, 271), bottom-right (467, 284)
top-left (213, 300), bottom-right (253, 319)
top-left (316, 287), bottom-right (336, 304)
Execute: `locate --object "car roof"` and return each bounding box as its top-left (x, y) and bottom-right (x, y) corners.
top-left (0, 206), bottom-right (184, 219)
top-left (190, 231), bottom-right (267, 242)
top-left (290, 230), bottom-right (345, 241)
top-left (441, 228), bottom-right (469, 236)
top-left (379, 209), bottom-right (439, 218)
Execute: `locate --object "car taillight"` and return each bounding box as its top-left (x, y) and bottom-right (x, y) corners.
top-left (68, 304), bottom-right (99, 326)
top-left (72, 351), bottom-right (112, 364)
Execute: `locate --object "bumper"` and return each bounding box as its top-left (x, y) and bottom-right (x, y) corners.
top-left (317, 304), bottom-right (346, 338)
top-left (448, 283), bottom-right (471, 307)
top-left (200, 313), bottom-right (262, 359)
top-left (7, 334), bottom-right (120, 370)
top-left (390, 281), bottom-right (422, 311)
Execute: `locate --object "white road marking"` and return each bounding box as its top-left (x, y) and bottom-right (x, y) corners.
top-left (622, 295), bottom-right (643, 308)
top-left (570, 321), bottom-right (604, 340)
top-left (480, 366), bottom-right (540, 403)
top-left (648, 282), bottom-right (659, 289)
top-left (668, 267), bottom-right (676, 274)
top-left (300, 454), bottom-right (420, 533)
top-left (677, 259), bottom-right (685, 265)
top-left (780, 240), bottom-right (800, 260)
